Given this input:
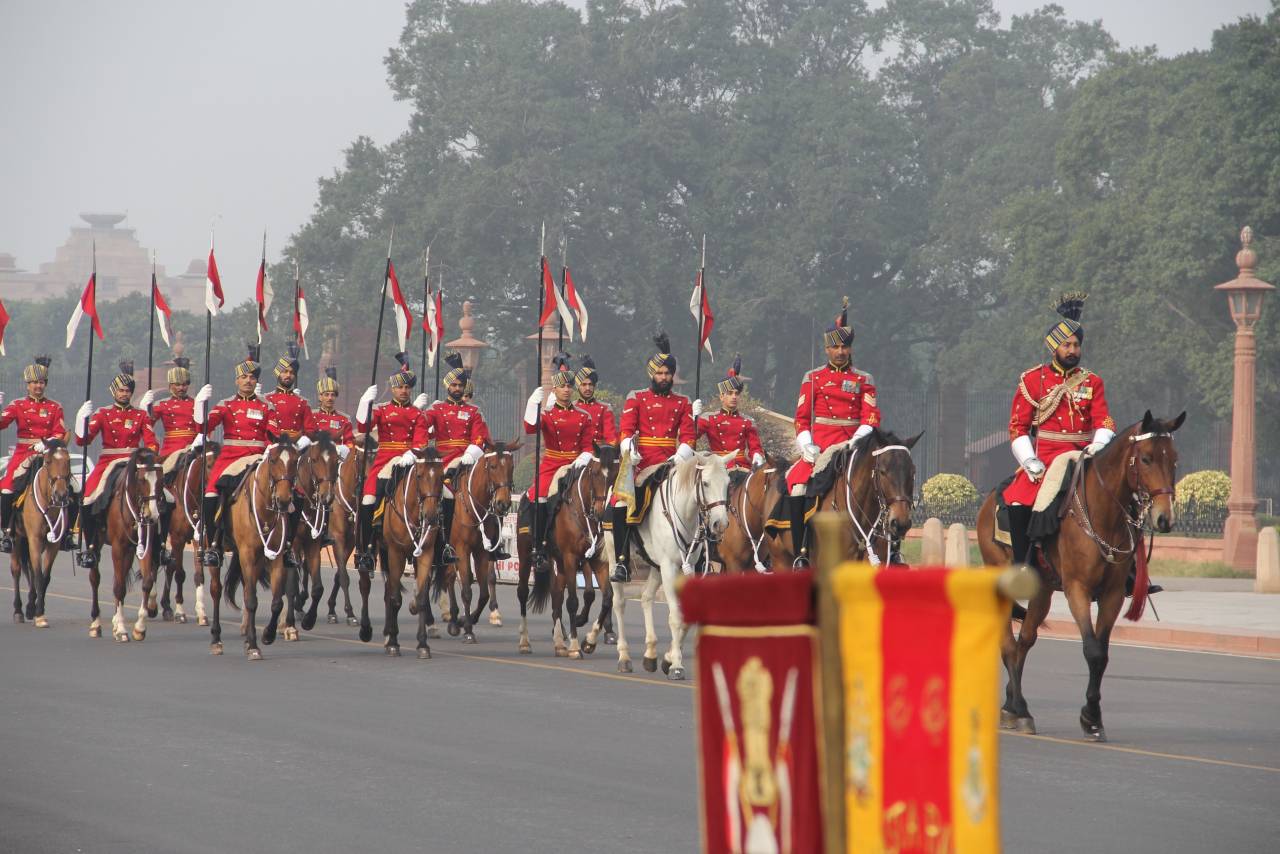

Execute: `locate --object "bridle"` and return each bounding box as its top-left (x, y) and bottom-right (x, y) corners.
top-left (395, 456), bottom-right (442, 558)
top-left (659, 457), bottom-right (728, 574)
top-left (733, 463), bottom-right (780, 572)
top-left (249, 445), bottom-right (295, 561)
top-left (1072, 431), bottom-right (1175, 564)
top-left (461, 449), bottom-right (513, 553)
top-left (119, 455), bottom-right (163, 559)
top-left (828, 441), bottom-right (914, 567)
top-left (334, 449), bottom-right (362, 521)
top-left (182, 448), bottom-right (217, 539)
top-left (297, 444), bottom-right (338, 540)
top-left (31, 449), bottom-right (73, 545)
top-left (569, 458), bottom-right (609, 560)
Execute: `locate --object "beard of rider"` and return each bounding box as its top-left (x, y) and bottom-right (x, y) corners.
top-left (1057, 353), bottom-right (1080, 369)
top-left (651, 378), bottom-right (673, 394)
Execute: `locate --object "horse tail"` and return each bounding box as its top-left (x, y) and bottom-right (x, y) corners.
top-left (1123, 549), bottom-right (1151, 622)
top-left (529, 561), bottom-right (551, 613)
top-left (224, 553), bottom-right (242, 607)
top-left (429, 553), bottom-right (449, 600)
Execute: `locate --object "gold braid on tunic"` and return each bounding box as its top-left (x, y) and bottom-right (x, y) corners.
top-left (1019, 369), bottom-right (1091, 427)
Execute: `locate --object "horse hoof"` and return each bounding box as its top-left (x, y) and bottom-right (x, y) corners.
top-left (358, 624), bottom-right (373, 643)
top-left (327, 614), bottom-right (338, 624)
top-left (618, 659), bottom-right (633, 673)
top-left (555, 647), bottom-right (569, 658)
top-left (346, 615), bottom-right (359, 627)
top-left (1014, 717), bottom-right (1037, 735)
top-left (162, 609), bottom-right (174, 622)
top-left (13, 612), bottom-right (23, 624)
top-left (488, 611), bottom-right (503, 626)
top-left (447, 623), bottom-right (461, 638)
top-left (1080, 710), bottom-right (1106, 742)
top-left (408, 601), bottom-right (419, 616)
top-left (518, 643), bottom-right (532, 655)
top-left (462, 633), bottom-right (477, 645)
top-left (147, 606), bottom-right (159, 619)
top-left (262, 631), bottom-right (276, 646)
top-left (34, 616), bottom-right (49, 629)
top-left (668, 666), bottom-right (686, 681)
top-left (661, 658), bottom-right (671, 675)
top-left (115, 632), bottom-right (130, 644)
top-left (426, 626), bottom-right (440, 639)
top-left (568, 649), bottom-right (582, 660)
top-left (132, 628), bottom-right (146, 642)
top-left (582, 642), bottom-right (596, 655)
top-left (197, 616), bottom-right (209, 626)
top-left (642, 656), bottom-right (658, 673)
top-left (175, 613), bottom-right (188, 624)
top-left (301, 614), bottom-right (316, 631)
top-left (386, 646), bottom-right (401, 657)
top-left (604, 632), bottom-right (617, 645)
top-left (247, 648), bottom-right (263, 661)
top-left (88, 626), bottom-right (100, 638)
top-left (284, 627), bottom-right (299, 642)
top-left (999, 709), bottom-right (1017, 730)
top-left (417, 647), bottom-right (431, 660)
top-left (210, 642), bottom-right (223, 655)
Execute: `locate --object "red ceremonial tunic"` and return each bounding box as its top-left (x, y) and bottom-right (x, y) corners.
top-left (698, 409), bottom-right (763, 471)
top-left (357, 400), bottom-right (429, 498)
top-left (423, 400), bottom-right (489, 466)
top-left (786, 363), bottom-right (880, 491)
top-left (76, 403), bottom-right (158, 497)
top-left (150, 396), bottom-right (198, 459)
top-left (523, 402), bottom-right (595, 501)
top-left (1002, 363), bottom-right (1114, 506)
top-left (619, 388), bottom-right (696, 471)
top-left (0, 396), bottom-right (67, 492)
top-left (576, 397), bottom-right (618, 445)
top-left (267, 389), bottom-right (312, 441)
top-left (204, 395), bottom-right (281, 495)
top-left (305, 408), bottom-right (355, 446)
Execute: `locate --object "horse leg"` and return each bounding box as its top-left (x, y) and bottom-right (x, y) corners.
top-left (111, 548), bottom-right (130, 643)
top-left (487, 566), bottom-right (502, 626)
top-left (383, 546), bottom-right (403, 656)
top-left (551, 567), bottom-right (568, 658)
top-left (1078, 581), bottom-right (1125, 743)
top-left (565, 558), bottom-right (583, 659)
top-left (242, 559), bottom-right (263, 660)
top-left (88, 551), bottom-right (103, 638)
top-left (611, 578), bottom-right (632, 672)
top-left (640, 566), bottom-right (661, 673)
top-left (267, 559), bottom-right (291, 644)
top-left (194, 549), bottom-right (209, 627)
top-left (302, 546), bottom-right (323, 631)
top-left (206, 556), bottom-right (222, 654)
top-left (23, 537), bottom-right (38, 622)
top-left (355, 545), bottom-right (374, 642)
top-left (583, 558), bottom-right (610, 655)
top-left (516, 548), bottom-right (532, 655)
top-left (1001, 586), bottom-right (1052, 733)
top-left (659, 563), bottom-right (687, 680)
top-left (458, 553), bottom-right (478, 644)
top-left (159, 543), bottom-right (175, 621)
top-left (10, 551), bottom-right (23, 623)
top-left (282, 557), bottom-right (299, 640)
top-left (414, 554), bottom-right (432, 659)
top-left (467, 554), bottom-right (490, 627)
top-left (33, 545), bottom-right (54, 628)
top-left (133, 550), bottom-right (156, 641)
top-left (171, 541), bottom-right (188, 623)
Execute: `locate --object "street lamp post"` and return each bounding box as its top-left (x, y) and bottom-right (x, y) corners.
top-left (445, 300), bottom-right (489, 376)
top-left (1215, 227), bottom-right (1274, 570)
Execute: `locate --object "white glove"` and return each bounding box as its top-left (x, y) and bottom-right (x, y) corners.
top-left (751, 452), bottom-right (765, 469)
top-left (1023, 457), bottom-right (1046, 480)
top-left (74, 401), bottom-right (94, 438)
top-left (295, 435), bottom-right (312, 451)
top-left (193, 384), bottom-right (213, 424)
top-left (253, 383), bottom-right (263, 398)
top-left (572, 451), bottom-right (593, 469)
top-left (189, 433), bottom-right (205, 449)
top-left (0, 392), bottom-right (5, 408)
top-left (293, 388), bottom-right (302, 396)
top-left (463, 444), bottom-right (484, 465)
top-left (1083, 427), bottom-right (1115, 458)
top-left (795, 429), bottom-right (819, 463)
top-left (139, 390), bottom-right (155, 409)
top-left (356, 385), bottom-right (378, 425)
top-left (620, 436), bottom-right (641, 463)
top-left (1011, 434), bottom-right (1045, 479)
top-left (691, 398), bottom-right (703, 419)
top-left (852, 423), bottom-right (873, 442)
top-left (33, 440), bottom-right (47, 453)
top-left (524, 387), bottom-right (545, 425)
top-left (674, 442), bottom-right (695, 462)
top-left (413, 392), bottom-right (430, 410)
top-left (336, 444), bottom-right (350, 461)
top-left (396, 450), bottom-right (417, 467)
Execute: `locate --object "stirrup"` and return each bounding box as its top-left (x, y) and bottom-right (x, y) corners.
top-left (441, 543), bottom-right (458, 564)
top-left (791, 552), bottom-right (810, 569)
top-left (202, 549), bottom-right (222, 568)
top-left (532, 549), bottom-right (549, 573)
top-left (157, 546), bottom-right (172, 565)
top-left (490, 546), bottom-right (511, 561)
top-left (610, 560), bottom-right (631, 583)
top-left (284, 551), bottom-right (301, 570)
top-left (75, 550), bottom-right (96, 569)
top-left (355, 550), bottom-right (376, 572)
top-left (0, 534), bottom-right (13, 554)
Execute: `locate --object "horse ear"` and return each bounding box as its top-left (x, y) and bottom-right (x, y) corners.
top-left (1141, 410), bottom-right (1153, 432)
top-left (1171, 411), bottom-right (1187, 432)
top-left (719, 451), bottom-right (737, 466)
top-left (905, 430), bottom-right (924, 450)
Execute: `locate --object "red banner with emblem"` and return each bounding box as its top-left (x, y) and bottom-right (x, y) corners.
top-left (682, 571), bottom-right (824, 854)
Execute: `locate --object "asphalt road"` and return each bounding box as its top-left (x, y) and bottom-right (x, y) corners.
top-left (2, 554), bottom-right (1278, 853)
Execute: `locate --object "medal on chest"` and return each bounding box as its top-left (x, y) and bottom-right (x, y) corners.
top-left (247, 408), bottom-right (264, 421)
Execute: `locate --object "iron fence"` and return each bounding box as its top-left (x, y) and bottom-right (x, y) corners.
top-left (909, 498), bottom-right (1230, 536)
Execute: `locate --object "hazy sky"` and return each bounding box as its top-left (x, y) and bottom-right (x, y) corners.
top-left (2, 0), bottom-right (1271, 303)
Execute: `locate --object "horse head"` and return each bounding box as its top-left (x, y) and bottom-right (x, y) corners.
top-left (594, 441), bottom-right (621, 489)
top-left (1130, 410), bottom-right (1185, 533)
top-left (867, 428), bottom-right (922, 539)
top-left (128, 447), bottom-right (163, 522)
top-left (408, 447), bottom-right (445, 526)
top-left (477, 441), bottom-right (520, 516)
top-left (690, 451), bottom-right (731, 538)
top-left (40, 439), bottom-right (74, 506)
top-left (300, 433), bottom-right (339, 511)
top-left (265, 442), bottom-right (298, 512)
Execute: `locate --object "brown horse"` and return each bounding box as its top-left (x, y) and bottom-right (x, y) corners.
top-left (376, 448), bottom-right (444, 658)
top-left (977, 411), bottom-right (1184, 742)
top-left (155, 442), bottom-right (220, 625)
top-left (437, 442), bottom-right (518, 643)
top-left (777, 427), bottom-right (921, 566)
top-left (10, 440), bottom-right (75, 628)
top-left (324, 445), bottom-right (363, 626)
top-left (718, 455), bottom-right (790, 573)
top-left (85, 448), bottom-right (164, 642)
top-left (517, 445), bottom-right (617, 657)
top-left (211, 442), bottom-right (298, 659)
top-left (284, 434), bottom-right (341, 638)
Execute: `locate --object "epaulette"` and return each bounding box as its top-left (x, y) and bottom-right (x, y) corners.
top-left (625, 388), bottom-right (642, 401)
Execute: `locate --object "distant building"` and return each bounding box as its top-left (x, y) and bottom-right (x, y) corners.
top-left (0, 212), bottom-right (204, 313)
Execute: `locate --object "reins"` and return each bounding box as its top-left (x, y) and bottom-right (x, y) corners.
top-left (461, 450), bottom-right (512, 553)
top-left (248, 447), bottom-right (293, 561)
top-left (1071, 431), bottom-right (1173, 564)
top-left (31, 452), bottom-right (72, 544)
top-left (829, 442), bottom-right (913, 567)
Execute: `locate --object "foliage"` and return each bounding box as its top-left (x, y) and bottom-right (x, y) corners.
top-left (1175, 470), bottom-right (1231, 510)
top-left (920, 473), bottom-right (980, 514)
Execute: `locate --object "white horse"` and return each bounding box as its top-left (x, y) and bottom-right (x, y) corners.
top-left (608, 451), bottom-right (731, 680)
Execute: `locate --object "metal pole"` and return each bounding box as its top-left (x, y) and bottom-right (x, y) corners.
top-left (147, 252), bottom-right (156, 393)
top-left (75, 243), bottom-right (97, 561)
top-left (420, 245), bottom-right (430, 380)
top-left (694, 234), bottom-right (706, 401)
top-left (433, 272), bottom-right (443, 403)
top-left (355, 228), bottom-right (394, 553)
top-left (532, 223), bottom-right (546, 554)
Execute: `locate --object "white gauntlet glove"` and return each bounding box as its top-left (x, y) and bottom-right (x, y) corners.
top-left (751, 452), bottom-right (765, 469)
top-left (691, 398), bottom-right (703, 419)
top-left (462, 444), bottom-right (484, 465)
top-left (524, 386), bottom-right (545, 425)
top-left (413, 392), bottom-right (430, 410)
top-left (1011, 434), bottom-right (1045, 480)
top-left (396, 450), bottom-right (417, 467)
top-left (336, 444), bottom-right (350, 461)
top-left (356, 385), bottom-right (378, 425)
top-left (193, 384), bottom-right (213, 424)
top-left (74, 401), bottom-right (94, 439)
top-left (1083, 427), bottom-right (1115, 458)
top-left (189, 433), bottom-right (205, 449)
top-left (572, 451), bottom-right (593, 469)
top-left (796, 430), bottom-right (820, 464)
top-left (138, 390), bottom-right (156, 410)
top-left (295, 435), bottom-right (312, 451)
top-left (620, 436), bottom-right (641, 463)
top-left (852, 423), bottom-right (873, 442)
top-left (674, 442), bottom-right (695, 462)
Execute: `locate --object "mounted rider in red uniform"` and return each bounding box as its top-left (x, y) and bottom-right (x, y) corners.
top-left (193, 344), bottom-right (284, 567)
top-left (522, 352), bottom-right (596, 571)
top-left (0, 355), bottom-right (73, 553)
top-left (74, 361), bottom-right (159, 568)
top-left (304, 367), bottom-right (355, 450)
top-left (353, 352), bottom-right (430, 571)
top-left (785, 298), bottom-right (881, 567)
top-left (573, 355), bottom-right (617, 446)
top-left (142, 356), bottom-right (198, 460)
top-left (694, 355), bottom-right (764, 476)
top-left (267, 343), bottom-right (312, 443)
top-left (609, 333), bottom-right (696, 582)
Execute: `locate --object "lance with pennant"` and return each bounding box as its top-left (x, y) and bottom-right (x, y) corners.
top-left (355, 227), bottom-right (395, 554)
top-left (434, 271), bottom-right (443, 402)
top-left (420, 243), bottom-right (430, 380)
top-left (147, 252), bottom-right (156, 392)
top-left (533, 222), bottom-right (548, 559)
top-left (74, 242), bottom-right (100, 564)
top-left (197, 227), bottom-right (225, 561)
top-left (693, 234), bottom-right (710, 401)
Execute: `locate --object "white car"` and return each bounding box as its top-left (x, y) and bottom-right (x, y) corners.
top-left (0, 451), bottom-right (95, 486)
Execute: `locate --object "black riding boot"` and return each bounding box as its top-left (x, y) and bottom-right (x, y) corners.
top-left (609, 505), bottom-right (632, 582)
top-left (0, 493), bottom-right (13, 553)
top-left (788, 495), bottom-right (811, 567)
top-left (62, 499), bottom-right (80, 551)
top-left (1007, 505), bottom-right (1033, 621)
top-left (76, 510), bottom-right (98, 569)
top-left (155, 502), bottom-right (172, 565)
top-left (1125, 566), bottom-right (1163, 597)
top-left (355, 504), bottom-right (376, 572)
top-left (439, 498), bottom-right (457, 563)
top-left (201, 495), bottom-right (222, 567)
top-left (283, 507), bottom-right (301, 570)
top-left (531, 500), bottom-right (549, 572)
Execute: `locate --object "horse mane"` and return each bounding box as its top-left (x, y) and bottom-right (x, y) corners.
top-left (130, 447), bottom-right (158, 467)
top-left (42, 438), bottom-right (67, 452)
top-left (415, 446), bottom-right (440, 461)
top-left (489, 440), bottom-right (521, 454)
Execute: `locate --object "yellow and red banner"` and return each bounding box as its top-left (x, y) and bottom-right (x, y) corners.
top-left (833, 565), bottom-right (1006, 854)
top-left (682, 571), bottom-right (824, 854)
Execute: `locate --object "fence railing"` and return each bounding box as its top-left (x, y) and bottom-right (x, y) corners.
top-left (910, 498), bottom-right (1230, 536)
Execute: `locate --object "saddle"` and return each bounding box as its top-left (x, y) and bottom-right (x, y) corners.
top-left (85, 462), bottom-right (130, 518)
top-left (1027, 451), bottom-right (1083, 542)
top-left (622, 460), bottom-right (674, 525)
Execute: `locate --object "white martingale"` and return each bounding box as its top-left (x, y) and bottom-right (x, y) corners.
top-left (32, 455), bottom-right (68, 544)
top-left (250, 458), bottom-right (287, 561)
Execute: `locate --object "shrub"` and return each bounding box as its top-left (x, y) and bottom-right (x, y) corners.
top-left (921, 473), bottom-right (979, 514)
top-left (1175, 470), bottom-right (1230, 510)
